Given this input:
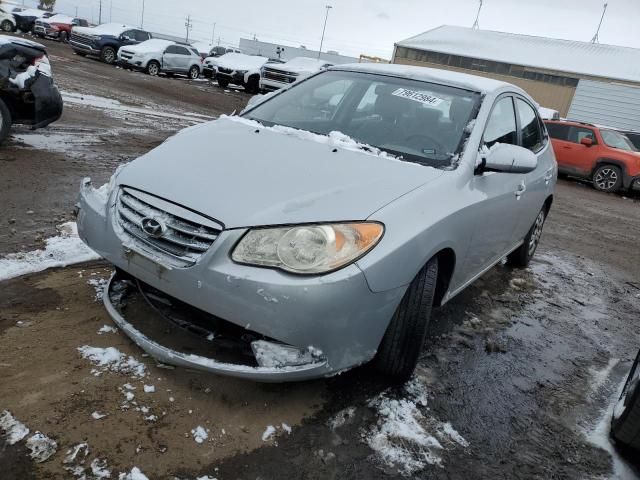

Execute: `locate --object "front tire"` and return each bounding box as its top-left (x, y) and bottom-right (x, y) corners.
top-left (0, 20), bottom-right (13, 32)
top-left (245, 75), bottom-right (260, 94)
top-left (593, 165), bottom-right (622, 193)
top-left (374, 257), bottom-right (438, 381)
top-left (59, 31), bottom-right (68, 43)
top-left (146, 61), bottom-right (160, 76)
top-left (0, 98), bottom-right (12, 146)
top-left (507, 207), bottom-right (546, 268)
top-left (188, 65), bottom-right (200, 80)
top-left (611, 350), bottom-right (640, 451)
top-left (101, 46), bottom-right (117, 64)
top-left (217, 78), bottom-right (229, 88)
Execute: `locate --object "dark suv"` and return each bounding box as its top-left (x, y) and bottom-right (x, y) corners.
top-left (69, 23), bottom-right (151, 64)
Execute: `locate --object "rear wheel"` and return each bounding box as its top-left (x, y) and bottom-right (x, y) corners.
top-left (0, 20), bottom-right (13, 32)
top-left (611, 350), bottom-right (640, 451)
top-left (101, 46), bottom-right (116, 64)
top-left (217, 78), bottom-right (229, 88)
top-left (374, 257), bottom-right (438, 382)
top-left (507, 207), bottom-right (546, 268)
top-left (0, 98), bottom-right (12, 146)
top-left (146, 61), bottom-right (160, 76)
top-left (593, 165), bottom-right (623, 193)
top-left (188, 65), bottom-right (200, 80)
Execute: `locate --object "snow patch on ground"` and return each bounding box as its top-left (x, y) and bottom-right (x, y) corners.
top-left (91, 411), bottom-right (107, 420)
top-left (588, 357), bottom-right (620, 397)
top-left (89, 278), bottom-right (109, 302)
top-left (328, 406), bottom-right (357, 430)
top-left (191, 426), bottom-right (209, 444)
top-left (0, 222), bottom-right (100, 282)
top-left (261, 425), bottom-right (276, 441)
top-left (365, 378), bottom-right (469, 475)
top-left (0, 410), bottom-right (30, 444)
top-left (78, 346), bottom-right (147, 378)
top-left (97, 324), bottom-right (117, 335)
top-left (26, 431), bottom-right (57, 463)
top-left (118, 467), bottom-right (149, 480)
top-left (143, 385), bottom-right (155, 393)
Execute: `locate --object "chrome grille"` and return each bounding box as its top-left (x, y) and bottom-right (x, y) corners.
top-left (115, 188), bottom-right (221, 268)
top-left (70, 32), bottom-right (95, 48)
top-left (263, 68), bottom-right (298, 84)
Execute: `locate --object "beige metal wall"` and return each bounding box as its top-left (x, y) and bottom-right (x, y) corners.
top-left (394, 57), bottom-right (577, 116)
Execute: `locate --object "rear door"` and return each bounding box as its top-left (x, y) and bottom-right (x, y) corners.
top-left (173, 45), bottom-right (192, 71)
top-left (162, 45), bottom-right (180, 71)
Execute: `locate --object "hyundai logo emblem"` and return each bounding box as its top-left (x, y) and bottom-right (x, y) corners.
top-left (141, 217), bottom-right (167, 238)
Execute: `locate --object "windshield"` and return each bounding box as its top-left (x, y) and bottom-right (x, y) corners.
top-left (243, 70), bottom-right (480, 168)
top-left (601, 130), bottom-right (638, 152)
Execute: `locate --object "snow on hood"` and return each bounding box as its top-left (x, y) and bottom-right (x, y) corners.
top-left (277, 57), bottom-right (331, 73)
top-left (216, 53), bottom-right (269, 71)
top-left (123, 39), bottom-right (174, 54)
top-left (13, 8), bottom-right (47, 18)
top-left (43, 14), bottom-right (75, 24)
top-left (116, 116), bottom-right (443, 228)
top-left (73, 23), bottom-right (132, 37)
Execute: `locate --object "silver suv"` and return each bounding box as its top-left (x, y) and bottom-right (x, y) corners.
top-left (118, 39), bottom-right (202, 79)
top-left (77, 64), bottom-right (557, 382)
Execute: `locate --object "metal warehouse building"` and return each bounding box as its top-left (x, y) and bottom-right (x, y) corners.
top-left (394, 25), bottom-right (640, 131)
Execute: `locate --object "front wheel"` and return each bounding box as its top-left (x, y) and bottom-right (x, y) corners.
top-left (59, 31), bottom-right (68, 43)
top-left (374, 257), bottom-right (438, 381)
top-left (146, 61), bottom-right (160, 76)
top-left (217, 78), bottom-right (229, 88)
top-left (0, 20), bottom-right (13, 32)
top-left (245, 75), bottom-right (260, 94)
top-left (188, 65), bottom-right (200, 80)
top-left (100, 46), bottom-right (116, 64)
top-left (0, 98), bottom-right (12, 146)
top-left (611, 350), bottom-right (640, 451)
top-left (507, 207), bottom-right (546, 268)
top-left (593, 165), bottom-right (623, 193)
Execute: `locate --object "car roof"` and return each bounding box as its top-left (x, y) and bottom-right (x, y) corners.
top-left (328, 63), bottom-right (514, 93)
top-left (0, 35), bottom-right (46, 51)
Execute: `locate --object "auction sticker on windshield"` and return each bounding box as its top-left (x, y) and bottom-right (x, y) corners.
top-left (392, 88), bottom-right (444, 106)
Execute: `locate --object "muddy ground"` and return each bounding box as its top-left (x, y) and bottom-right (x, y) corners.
top-left (1, 35), bottom-right (640, 479)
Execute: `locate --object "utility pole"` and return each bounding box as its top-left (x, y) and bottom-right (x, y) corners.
top-left (185, 15), bottom-right (193, 42)
top-left (75, 6), bottom-right (78, 17)
top-left (472, 0), bottom-right (483, 29)
top-left (141, 0), bottom-right (145, 28)
top-left (591, 2), bottom-right (608, 43)
top-left (98, 0), bottom-right (102, 24)
top-left (211, 22), bottom-right (216, 44)
top-left (318, 5), bottom-right (332, 59)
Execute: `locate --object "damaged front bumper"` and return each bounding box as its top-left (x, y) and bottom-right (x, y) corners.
top-left (77, 180), bottom-right (406, 382)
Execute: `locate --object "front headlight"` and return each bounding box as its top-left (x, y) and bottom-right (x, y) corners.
top-left (232, 223), bottom-right (384, 274)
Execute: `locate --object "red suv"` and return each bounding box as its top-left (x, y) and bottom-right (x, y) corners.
top-left (545, 120), bottom-right (640, 193)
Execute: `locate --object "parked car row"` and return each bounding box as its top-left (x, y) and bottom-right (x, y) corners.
top-left (1, 6), bottom-right (89, 39)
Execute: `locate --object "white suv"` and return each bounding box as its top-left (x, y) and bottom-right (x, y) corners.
top-left (260, 57), bottom-right (333, 92)
top-left (118, 39), bottom-right (202, 79)
top-left (0, 7), bottom-right (16, 33)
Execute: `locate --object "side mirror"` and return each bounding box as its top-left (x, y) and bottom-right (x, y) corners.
top-left (580, 137), bottom-right (593, 147)
top-left (481, 143), bottom-right (538, 174)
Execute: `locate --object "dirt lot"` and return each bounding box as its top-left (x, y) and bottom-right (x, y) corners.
top-left (1, 36), bottom-right (640, 480)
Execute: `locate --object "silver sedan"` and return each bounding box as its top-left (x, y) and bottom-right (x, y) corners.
top-left (76, 64), bottom-right (557, 382)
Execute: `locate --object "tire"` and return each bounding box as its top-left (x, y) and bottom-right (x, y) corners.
top-left (203, 70), bottom-right (212, 79)
top-left (507, 207), bottom-right (546, 268)
top-left (75, 51), bottom-right (87, 57)
top-left (1, 20), bottom-right (13, 33)
top-left (188, 65), bottom-right (200, 80)
top-left (245, 75), bottom-right (260, 94)
top-left (374, 257), bottom-right (439, 381)
top-left (100, 46), bottom-right (117, 64)
top-left (59, 31), bottom-right (68, 43)
top-left (146, 61), bottom-right (160, 76)
top-left (593, 164), bottom-right (623, 193)
top-left (217, 78), bottom-right (229, 88)
top-left (611, 350), bottom-right (640, 450)
top-left (0, 98), bottom-right (12, 146)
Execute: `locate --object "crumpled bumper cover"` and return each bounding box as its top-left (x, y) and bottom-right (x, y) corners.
top-left (76, 180), bottom-right (407, 382)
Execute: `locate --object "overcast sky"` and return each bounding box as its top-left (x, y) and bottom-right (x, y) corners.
top-left (13, 0), bottom-right (640, 58)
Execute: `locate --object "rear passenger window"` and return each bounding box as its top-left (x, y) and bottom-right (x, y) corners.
top-left (516, 99), bottom-right (544, 152)
top-left (175, 46), bottom-right (190, 56)
top-left (165, 45), bottom-right (179, 54)
top-left (545, 123), bottom-right (570, 140)
top-left (568, 127), bottom-right (596, 145)
top-left (484, 97), bottom-right (517, 148)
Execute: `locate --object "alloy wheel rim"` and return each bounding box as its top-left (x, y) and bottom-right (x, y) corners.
top-left (528, 211), bottom-right (545, 256)
top-left (149, 64), bottom-right (158, 75)
top-left (2, 21), bottom-right (11, 32)
top-left (105, 50), bottom-right (115, 63)
top-left (595, 168), bottom-right (618, 191)
top-left (190, 68), bottom-right (198, 79)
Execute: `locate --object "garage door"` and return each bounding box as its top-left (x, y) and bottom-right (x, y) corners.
top-left (567, 79), bottom-right (640, 131)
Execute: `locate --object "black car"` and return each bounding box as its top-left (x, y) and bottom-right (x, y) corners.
top-left (620, 131), bottom-right (640, 151)
top-left (69, 23), bottom-right (151, 64)
top-left (12, 8), bottom-right (54, 33)
top-left (0, 36), bottom-right (63, 145)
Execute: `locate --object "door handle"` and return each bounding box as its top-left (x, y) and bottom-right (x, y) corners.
top-left (515, 181), bottom-right (526, 199)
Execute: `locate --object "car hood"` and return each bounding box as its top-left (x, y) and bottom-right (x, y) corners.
top-left (116, 117), bottom-right (443, 228)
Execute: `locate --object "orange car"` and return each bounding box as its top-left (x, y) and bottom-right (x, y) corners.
top-left (545, 120), bottom-right (640, 193)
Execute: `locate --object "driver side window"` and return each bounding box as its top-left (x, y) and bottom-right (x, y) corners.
top-left (484, 97), bottom-right (517, 148)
